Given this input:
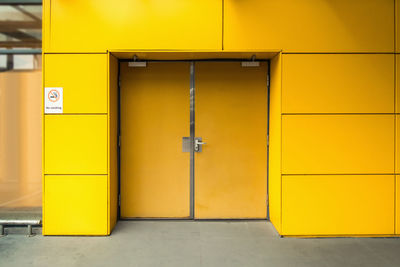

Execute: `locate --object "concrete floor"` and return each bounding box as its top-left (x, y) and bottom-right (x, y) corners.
top-left (1, 221), bottom-right (400, 267)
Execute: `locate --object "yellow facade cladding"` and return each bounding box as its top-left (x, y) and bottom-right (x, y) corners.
top-left (269, 54), bottom-right (283, 233)
top-left (43, 0), bottom-right (399, 236)
top-left (279, 52), bottom-right (396, 236)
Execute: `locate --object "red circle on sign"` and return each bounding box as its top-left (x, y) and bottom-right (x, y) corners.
top-left (48, 89), bottom-right (60, 102)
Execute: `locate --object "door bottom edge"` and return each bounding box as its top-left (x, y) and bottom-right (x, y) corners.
top-left (119, 217), bottom-right (269, 221)
top-left (120, 217), bottom-right (192, 221)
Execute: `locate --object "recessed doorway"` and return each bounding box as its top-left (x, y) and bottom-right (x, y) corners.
top-left (120, 60), bottom-right (268, 219)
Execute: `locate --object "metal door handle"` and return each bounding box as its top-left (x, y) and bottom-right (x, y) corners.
top-left (194, 138), bottom-right (206, 152)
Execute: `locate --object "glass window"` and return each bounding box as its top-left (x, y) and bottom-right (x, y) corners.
top-left (0, 1), bottom-right (42, 217)
top-left (0, 4), bottom-right (42, 50)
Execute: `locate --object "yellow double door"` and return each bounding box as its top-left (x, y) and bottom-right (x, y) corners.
top-left (120, 61), bottom-right (267, 219)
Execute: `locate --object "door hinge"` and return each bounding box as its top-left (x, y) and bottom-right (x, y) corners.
top-left (267, 135), bottom-right (269, 146)
top-left (118, 195), bottom-right (121, 206)
top-left (118, 135), bottom-right (121, 147)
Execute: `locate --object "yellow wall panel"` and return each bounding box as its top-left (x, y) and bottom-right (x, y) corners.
top-left (44, 54), bottom-right (107, 114)
top-left (282, 175), bottom-right (395, 236)
top-left (269, 54), bottom-right (283, 232)
top-left (108, 54), bottom-right (119, 231)
top-left (47, 0), bottom-right (222, 52)
top-left (282, 54), bottom-right (394, 113)
top-left (224, 0), bottom-right (394, 52)
top-left (44, 175), bottom-right (108, 235)
top-left (282, 115), bottom-right (394, 174)
top-left (44, 115), bottom-right (107, 174)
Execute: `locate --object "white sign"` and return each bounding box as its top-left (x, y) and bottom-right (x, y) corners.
top-left (45, 87), bottom-right (63, 114)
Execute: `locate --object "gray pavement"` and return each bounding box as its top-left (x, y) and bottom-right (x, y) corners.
top-left (1, 221), bottom-right (400, 267)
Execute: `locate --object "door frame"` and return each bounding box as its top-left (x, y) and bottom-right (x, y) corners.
top-left (116, 58), bottom-right (271, 220)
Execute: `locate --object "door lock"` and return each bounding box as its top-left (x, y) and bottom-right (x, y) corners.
top-left (194, 138), bottom-right (206, 152)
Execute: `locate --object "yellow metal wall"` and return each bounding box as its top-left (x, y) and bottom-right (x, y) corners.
top-left (44, 0), bottom-right (222, 52)
top-left (260, 0), bottom-right (397, 237)
top-left (108, 55), bottom-right (119, 232)
top-left (282, 175), bottom-right (395, 236)
top-left (44, 175), bottom-right (108, 235)
top-left (43, 0), bottom-right (399, 236)
top-left (269, 54), bottom-right (282, 233)
top-left (43, 53), bottom-right (112, 235)
top-left (279, 52), bottom-right (396, 235)
top-left (224, 0), bottom-right (394, 52)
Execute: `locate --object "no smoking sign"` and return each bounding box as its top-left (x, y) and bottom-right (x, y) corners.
top-left (45, 87), bottom-right (63, 113)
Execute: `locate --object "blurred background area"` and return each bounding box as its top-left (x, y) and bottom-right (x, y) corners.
top-left (0, 0), bottom-right (42, 217)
